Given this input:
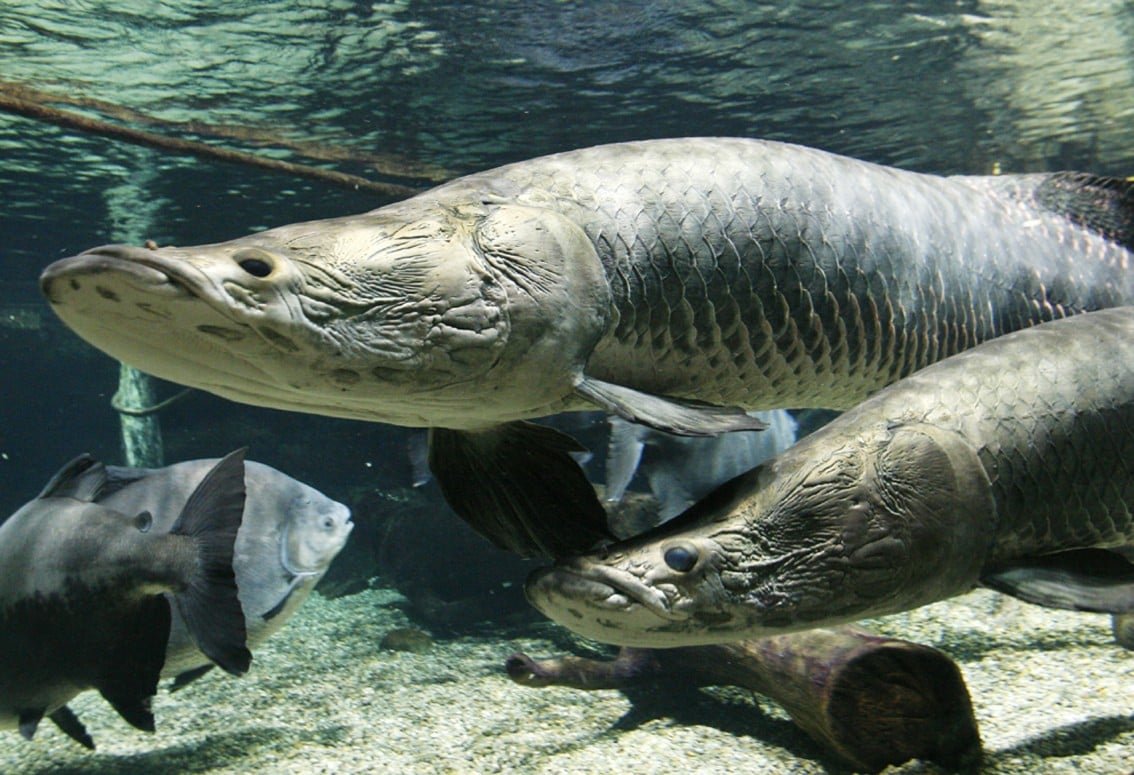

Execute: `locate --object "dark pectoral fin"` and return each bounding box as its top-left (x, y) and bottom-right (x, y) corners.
top-left (17, 708), bottom-right (44, 741)
top-left (428, 422), bottom-right (613, 559)
top-left (49, 706), bottom-right (95, 749)
top-left (981, 548), bottom-right (1134, 613)
top-left (260, 575), bottom-right (304, 622)
top-left (575, 377), bottom-right (766, 436)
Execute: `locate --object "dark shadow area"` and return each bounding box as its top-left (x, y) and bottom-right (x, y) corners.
top-left (608, 683), bottom-right (849, 773)
top-left (988, 714), bottom-right (1134, 762)
top-left (16, 725), bottom-right (351, 775)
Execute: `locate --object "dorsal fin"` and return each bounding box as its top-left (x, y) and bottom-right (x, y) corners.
top-left (100, 465), bottom-right (156, 499)
top-left (34, 454), bottom-right (106, 501)
top-left (1035, 172), bottom-right (1134, 251)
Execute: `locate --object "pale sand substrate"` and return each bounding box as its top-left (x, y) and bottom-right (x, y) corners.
top-left (3, 586), bottom-right (1132, 774)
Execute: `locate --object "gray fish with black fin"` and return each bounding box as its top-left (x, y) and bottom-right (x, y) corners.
top-left (88, 457), bottom-right (353, 689)
top-left (526, 309), bottom-right (1134, 647)
top-left (0, 449), bottom-right (251, 748)
top-left (38, 138), bottom-right (1134, 557)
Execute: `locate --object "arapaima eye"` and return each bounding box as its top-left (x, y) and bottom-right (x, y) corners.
top-left (663, 544), bottom-right (698, 572)
top-left (234, 248), bottom-right (274, 277)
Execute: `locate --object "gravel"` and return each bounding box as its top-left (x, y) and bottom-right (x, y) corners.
top-left (3, 586), bottom-right (1132, 774)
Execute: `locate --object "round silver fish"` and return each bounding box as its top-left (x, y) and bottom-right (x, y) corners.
top-left (96, 458), bottom-right (352, 684)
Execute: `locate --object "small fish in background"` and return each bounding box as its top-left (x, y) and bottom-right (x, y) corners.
top-left (91, 457), bottom-right (354, 689)
top-left (0, 449), bottom-right (250, 749)
top-left (407, 430), bottom-right (433, 488)
top-left (603, 410), bottom-right (798, 536)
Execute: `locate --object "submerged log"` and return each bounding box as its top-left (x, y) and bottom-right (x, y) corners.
top-left (507, 625), bottom-right (981, 773)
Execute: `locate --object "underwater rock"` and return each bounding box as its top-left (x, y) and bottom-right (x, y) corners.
top-left (380, 627), bottom-right (434, 654)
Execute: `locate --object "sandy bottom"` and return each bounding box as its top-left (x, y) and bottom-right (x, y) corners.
top-left (3, 586), bottom-right (1132, 774)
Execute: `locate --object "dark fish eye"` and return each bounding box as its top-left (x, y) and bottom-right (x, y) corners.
top-left (234, 248), bottom-right (274, 278)
top-left (134, 510), bottom-right (153, 533)
top-left (663, 543), bottom-right (698, 572)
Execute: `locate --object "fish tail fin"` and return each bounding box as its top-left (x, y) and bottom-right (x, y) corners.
top-left (169, 447), bottom-right (252, 676)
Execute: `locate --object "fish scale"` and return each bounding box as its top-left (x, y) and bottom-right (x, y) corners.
top-left (486, 142), bottom-right (1027, 405)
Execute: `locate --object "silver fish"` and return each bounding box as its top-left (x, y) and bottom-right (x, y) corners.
top-left (526, 309), bottom-right (1134, 647)
top-left (604, 409), bottom-right (798, 530)
top-left (39, 138), bottom-right (1134, 557)
top-left (0, 450), bottom-right (250, 748)
top-left (91, 458), bottom-right (353, 688)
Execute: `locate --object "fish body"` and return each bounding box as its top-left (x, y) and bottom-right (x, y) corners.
top-left (604, 409), bottom-right (798, 529)
top-left (526, 308), bottom-right (1134, 646)
top-left (39, 138), bottom-right (1134, 556)
top-left (91, 458), bottom-right (353, 685)
top-left (0, 450), bottom-right (250, 747)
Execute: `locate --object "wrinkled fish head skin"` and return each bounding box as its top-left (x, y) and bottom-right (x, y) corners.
top-left (527, 423), bottom-right (995, 647)
top-left (283, 491), bottom-right (353, 575)
top-left (39, 195), bottom-right (610, 429)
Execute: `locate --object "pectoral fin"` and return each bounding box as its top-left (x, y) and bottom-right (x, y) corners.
top-left (17, 708), bottom-right (43, 741)
top-left (49, 706), bottom-right (95, 749)
top-left (981, 548), bottom-right (1134, 613)
top-left (603, 417), bottom-right (648, 503)
top-left (261, 574), bottom-right (306, 622)
top-left (428, 422), bottom-right (613, 559)
top-left (575, 376), bottom-right (766, 436)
